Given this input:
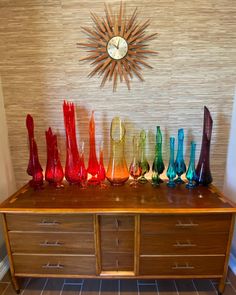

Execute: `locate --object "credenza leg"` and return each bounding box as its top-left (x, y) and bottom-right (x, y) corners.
top-left (218, 277), bottom-right (225, 295)
top-left (11, 276), bottom-right (20, 294)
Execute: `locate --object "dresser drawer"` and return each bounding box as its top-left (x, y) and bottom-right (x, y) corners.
top-left (139, 256), bottom-right (225, 276)
top-left (9, 232), bottom-right (95, 255)
top-left (13, 254), bottom-right (96, 275)
top-left (6, 214), bottom-right (94, 232)
top-left (100, 215), bottom-right (134, 231)
top-left (101, 253), bottom-right (134, 271)
top-left (140, 233), bottom-right (228, 255)
top-left (141, 214), bottom-right (231, 234)
top-left (100, 231), bottom-right (134, 253)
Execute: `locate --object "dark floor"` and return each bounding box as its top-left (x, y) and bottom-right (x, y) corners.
top-left (1, 271), bottom-right (236, 295)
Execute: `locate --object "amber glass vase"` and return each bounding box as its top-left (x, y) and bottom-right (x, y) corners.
top-left (106, 117), bottom-right (129, 185)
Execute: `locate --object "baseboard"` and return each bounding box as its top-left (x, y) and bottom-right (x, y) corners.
top-left (0, 256), bottom-right (9, 280)
top-left (229, 253), bottom-right (236, 275)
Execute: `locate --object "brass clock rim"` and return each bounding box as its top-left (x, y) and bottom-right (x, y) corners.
top-left (106, 36), bottom-right (129, 61)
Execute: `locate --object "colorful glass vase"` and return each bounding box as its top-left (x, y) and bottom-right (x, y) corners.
top-left (26, 114), bottom-right (43, 189)
top-left (186, 141), bottom-right (197, 189)
top-left (97, 142), bottom-right (107, 188)
top-left (167, 137), bottom-right (176, 188)
top-left (129, 136), bottom-right (142, 187)
top-left (79, 141), bottom-right (87, 188)
top-left (175, 128), bottom-right (186, 184)
top-left (152, 126), bottom-right (165, 186)
top-left (87, 111), bottom-right (100, 185)
top-left (139, 130), bottom-right (150, 184)
top-left (45, 127), bottom-right (64, 187)
top-left (106, 117), bottom-right (129, 185)
top-left (196, 106), bottom-right (213, 186)
top-left (63, 101), bottom-right (81, 184)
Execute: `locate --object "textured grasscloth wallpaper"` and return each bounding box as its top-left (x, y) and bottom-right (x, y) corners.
top-left (0, 0), bottom-right (235, 189)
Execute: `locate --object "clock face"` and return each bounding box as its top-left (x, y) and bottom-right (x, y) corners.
top-left (107, 36), bottom-right (128, 60)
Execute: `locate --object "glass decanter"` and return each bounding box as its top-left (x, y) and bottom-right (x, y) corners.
top-left (152, 126), bottom-right (165, 186)
top-left (175, 128), bottom-right (186, 184)
top-left (139, 130), bottom-right (150, 184)
top-left (129, 136), bottom-right (142, 187)
top-left (106, 117), bottom-right (129, 185)
top-left (186, 141), bottom-right (197, 189)
top-left (167, 137), bottom-right (176, 188)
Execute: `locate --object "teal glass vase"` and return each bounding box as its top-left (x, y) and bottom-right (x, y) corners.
top-left (152, 126), bottom-right (165, 186)
top-left (174, 128), bottom-right (186, 184)
top-left (167, 137), bottom-right (176, 188)
top-left (139, 130), bottom-right (150, 184)
top-left (186, 141), bottom-right (197, 189)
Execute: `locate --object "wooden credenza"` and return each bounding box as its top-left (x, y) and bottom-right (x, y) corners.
top-left (0, 182), bottom-right (235, 295)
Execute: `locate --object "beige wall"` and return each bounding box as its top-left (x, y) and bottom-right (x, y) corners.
top-left (0, 0), bottom-right (236, 189)
top-left (0, 77), bottom-right (16, 260)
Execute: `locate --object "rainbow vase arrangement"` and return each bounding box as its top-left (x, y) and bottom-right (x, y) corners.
top-left (26, 102), bottom-right (213, 190)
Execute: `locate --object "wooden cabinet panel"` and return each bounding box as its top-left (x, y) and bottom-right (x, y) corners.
top-left (101, 253), bottom-right (134, 271)
top-left (100, 215), bottom-right (134, 231)
top-left (13, 254), bottom-right (96, 275)
top-left (6, 214), bottom-right (94, 232)
top-left (9, 232), bottom-right (95, 255)
top-left (140, 233), bottom-right (228, 255)
top-left (139, 256), bottom-right (225, 276)
top-left (100, 231), bottom-right (134, 253)
top-left (140, 214), bottom-right (231, 234)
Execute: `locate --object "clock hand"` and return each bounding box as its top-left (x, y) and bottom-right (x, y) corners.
top-left (117, 39), bottom-right (120, 49)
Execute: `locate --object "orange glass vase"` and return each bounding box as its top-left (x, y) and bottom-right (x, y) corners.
top-left (106, 117), bottom-right (129, 185)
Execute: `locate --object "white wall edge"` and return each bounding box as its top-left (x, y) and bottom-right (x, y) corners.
top-left (229, 253), bottom-right (236, 275)
top-left (0, 256), bottom-right (9, 280)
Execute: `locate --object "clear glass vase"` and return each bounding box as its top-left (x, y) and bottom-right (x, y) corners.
top-left (186, 141), bottom-right (197, 189)
top-left (152, 126), bottom-right (165, 186)
top-left (129, 136), bottom-right (142, 187)
top-left (106, 117), bottom-right (129, 185)
top-left (175, 128), bottom-right (186, 184)
top-left (139, 130), bottom-right (150, 184)
top-left (167, 137), bottom-right (176, 188)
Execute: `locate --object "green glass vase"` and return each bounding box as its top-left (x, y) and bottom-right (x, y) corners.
top-left (175, 128), bottom-right (186, 184)
top-left (152, 126), bottom-right (165, 186)
top-left (167, 137), bottom-right (176, 188)
top-left (186, 141), bottom-right (197, 189)
top-left (139, 130), bottom-right (150, 184)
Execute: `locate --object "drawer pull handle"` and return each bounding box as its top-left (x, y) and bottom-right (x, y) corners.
top-left (173, 240), bottom-right (196, 247)
top-left (175, 220), bottom-right (199, 227)
top-left (42, 263), bottom-right (64, 269)
top-left (116, 238), bottom-right (120, 247)
top-left (39, 220), bottom-right (60, 226)
top-left (115, 218), bottom-right (120, 229)
top-left (172, 263), bottom-right (195, 270)
top-left (40, 240), bottom-right (63, 247)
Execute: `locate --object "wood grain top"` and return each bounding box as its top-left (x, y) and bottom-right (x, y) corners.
top-left (0, 182), bottom-right (235, 214)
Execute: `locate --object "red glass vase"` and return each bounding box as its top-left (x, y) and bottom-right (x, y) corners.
top-left (87, 111), bottom-right (99, 185)
top-left (98, 144), bottom-right (106, 182)
top-left (63, 101), bottom-right (81, 184)
top-left (26, 114), bottom-right (43, 189)
top-left (45, 127), bottom-right (64, 187)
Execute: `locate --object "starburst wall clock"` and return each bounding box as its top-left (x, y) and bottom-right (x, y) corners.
top-left (77, 2), bottom-right (158, 91)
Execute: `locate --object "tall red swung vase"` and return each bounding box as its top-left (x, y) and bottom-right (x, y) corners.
top-left (63, 101), bottom-right (81, 184)
top-left (87, 111), bottom-right (99, 185)
top-left (45, 127), bottom-right (64, 187)
top-left (26, 114), bottom-right (43, 189)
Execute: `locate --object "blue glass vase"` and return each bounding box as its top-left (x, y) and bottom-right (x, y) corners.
top-left (167, 137), bottom-right (176, 188)
top-left (175, 129), bottom-right (186, 184)
top-left (152, 126), bottom-right (165, 186)
top-left (186, 141), bottom-right (197, 189)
